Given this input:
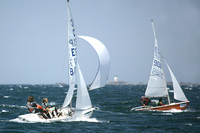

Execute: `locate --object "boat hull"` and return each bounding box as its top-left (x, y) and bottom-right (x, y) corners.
top-left (133, 101), bottom-right (189, 111)
top-left (17, 107), bottom-right (95, 122)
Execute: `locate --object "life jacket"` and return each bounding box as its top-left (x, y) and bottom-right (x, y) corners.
top-left (158, 102), bottom-right (164, 106)
top-left (29, 108), bottom-right (34, 112)
top-left (37, 104), bottom-right (43, 109)
top-left (28, 104), bottom-right (43, 112)
top-left (142, 98), bottom-right (149, 105)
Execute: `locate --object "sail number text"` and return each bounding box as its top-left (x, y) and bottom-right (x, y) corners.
top-left (71, 48), bottom-right (77, 56)
top-left (154, 60), bottom-right (162, 69)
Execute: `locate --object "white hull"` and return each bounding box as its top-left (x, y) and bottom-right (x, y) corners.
top-left (17, 108), bottom-right (95, 122)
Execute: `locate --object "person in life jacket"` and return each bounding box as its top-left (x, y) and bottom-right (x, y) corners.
top-left (26, 96), bottom-right (43, 113)
top-left (41, 98), bottom-right (59, 118)
top-left (140, 97), bottom-right (151, 106)
top-left (157, 98), bottom-right (165, 106)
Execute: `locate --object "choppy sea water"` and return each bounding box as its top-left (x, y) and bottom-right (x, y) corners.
top-left (0, 84), bottom-right (199, 133)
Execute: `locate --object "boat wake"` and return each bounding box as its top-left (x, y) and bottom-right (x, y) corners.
top-left (162, 108), bottom-right (197, 113)
top-left (162, 109), bottom-right (184, 113)
top-left (150, 108), bottom-right (195, 116)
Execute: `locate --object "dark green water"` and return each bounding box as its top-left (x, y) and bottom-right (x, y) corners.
top-left (0, 84), bottom-right (199, 132)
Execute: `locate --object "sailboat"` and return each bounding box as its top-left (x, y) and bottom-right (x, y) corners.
top-left (132, 20), bottom-right (189, 111)
top-left (17, 0), bottom-right (110, 122)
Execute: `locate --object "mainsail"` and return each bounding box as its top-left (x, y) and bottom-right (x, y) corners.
top-left (78, 36), bottom-right (110, 90)
top-left (63, 1), bottom-right (110, 109)
top-left (62, 0), bottom-right (77, 108)
top-left (145, 20), bottom-right (168, 98)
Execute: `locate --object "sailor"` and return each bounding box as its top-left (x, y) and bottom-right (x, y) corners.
top-left (41, 98), bottom-right (59, 118)
top-left (140, 97), bottom-right (151, 106)
top-left (26, 96), bottom-right (43, 113)
top-left (157, 98), bottom-right (165, 106)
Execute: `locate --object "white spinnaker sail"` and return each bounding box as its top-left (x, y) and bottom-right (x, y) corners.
top-left (78, 36), bottom-right (110, 90)
top-left (164, 61), bottom-right (188, 102)
top-left (76, 63), bottom-right (92, 109)
top-left (145, 20), bottom-right (168, 98)
top-left (63, 1), bottom-right (77, 107)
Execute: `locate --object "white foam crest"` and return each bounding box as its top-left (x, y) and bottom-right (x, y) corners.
top-left (49, 102), bottom-right (56, 106)
top-left (162, 109), bottom-right (183, 113)
top-left (0, 104), bottom-right (26, 109)
top-left (9, 118), bottom-right (48, 123)
top-left (152, 112), bottom-right (173, 116)
top-left (4, 96), bottom-right (10, 98)
top-left (1, 110), bottom-right (9, 113)
top-left (61, 116), bottom-right (108, 123)
top-left (18, 85), bottom-right (22, 88)
top-left (185, 123), bottom-right (192, 126)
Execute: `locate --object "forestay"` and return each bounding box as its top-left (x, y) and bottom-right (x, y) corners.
top-left (78, 36), bottom-right (110, 90)
top-left (145, 20), bottom-right (168, 98)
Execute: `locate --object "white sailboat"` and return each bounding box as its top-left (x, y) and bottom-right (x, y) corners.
top-left (132, 20), bottom-right (189, 111)
top-left (17, 0), bottom-right (110, 122)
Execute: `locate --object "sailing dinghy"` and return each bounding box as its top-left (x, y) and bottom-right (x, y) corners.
top-left (18, 0), bottom-right (110, 122)
top-left (132, 20), bottom-right (189, 111)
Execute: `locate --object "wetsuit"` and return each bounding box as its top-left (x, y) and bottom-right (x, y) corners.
top-left (41, 102), bottom-right (58, 118)
top-left (26, 102), bottom-right (43, 113)
top-left (41, 102), bottom-right (50, 109)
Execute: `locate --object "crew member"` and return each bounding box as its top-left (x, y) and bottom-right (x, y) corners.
top-left (157, 98), bottom-right (165, 106)
top-left (26, 96), bottom-right (43, 113)
top-left (140, 97), bottom-right (151, 106)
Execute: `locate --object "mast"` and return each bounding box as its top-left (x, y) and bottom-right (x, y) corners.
top-left (62, 0), bottom-right (76, 108)
top-left (67, 0), bottom-right (71, 110)
top-left (68, 0), bottom-right (73, 110)
top-left (151, 20), bottom-right (170, 104)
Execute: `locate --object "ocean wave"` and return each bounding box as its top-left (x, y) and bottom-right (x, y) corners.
top-left (49, 102), bottom-right (56, 106)
top-left (59, 115), bottom-right (109, 123)
top-left (3, 96), bottom-right (10, 98)
top-left (0, 104), bottom-right (26, 109)
top-left (152, 112), bottom-right (173, 116)
top-left (0, 110), bottom-right (9, 113)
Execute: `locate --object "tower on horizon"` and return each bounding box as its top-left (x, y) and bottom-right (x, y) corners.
top-left (114, 75), bottom-right (118, 82)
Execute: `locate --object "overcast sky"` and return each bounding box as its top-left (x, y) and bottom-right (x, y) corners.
top-left (0, 0), bottom-right (199, 84)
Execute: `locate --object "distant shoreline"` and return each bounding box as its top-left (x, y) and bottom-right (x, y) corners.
top-left (0, 81), bottom-right (199, 86)
top-left (107, 81), bottom-right (200, 86)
